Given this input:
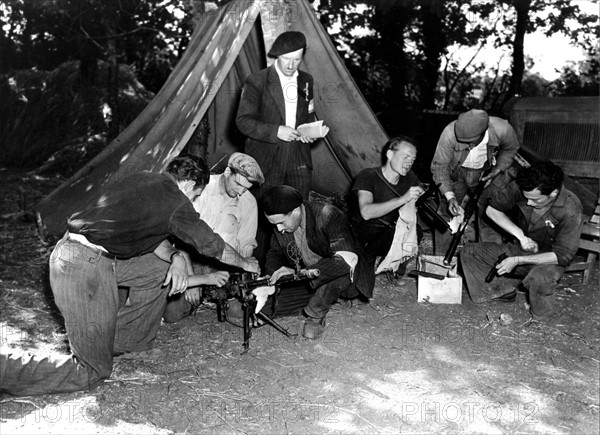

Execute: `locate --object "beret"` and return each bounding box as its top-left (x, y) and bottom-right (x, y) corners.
top-left (454, 109), bottom-right (489, 143)
top-left (261, 185), bottom-right (303, 215)
top-left (228, 152), bottom-right (264, 185)
top-left (268, 31), bottom-right (306, 58)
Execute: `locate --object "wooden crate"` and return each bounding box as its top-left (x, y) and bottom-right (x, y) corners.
top-left (416, 255), bottom-right (462, 304)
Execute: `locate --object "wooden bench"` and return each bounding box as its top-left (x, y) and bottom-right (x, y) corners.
top-left (565, 200), bottom-right (600, 284)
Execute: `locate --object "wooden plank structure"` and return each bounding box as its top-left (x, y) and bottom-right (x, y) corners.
top-left (510, 96), bottom-right (599, 215)
top-left (565, 200), bottom-right (600, 284)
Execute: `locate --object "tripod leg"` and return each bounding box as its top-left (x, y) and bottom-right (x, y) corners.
top-left (256, 312), bottom-right (297, 337)
top-left (242, 301), bottom-right (251, 352)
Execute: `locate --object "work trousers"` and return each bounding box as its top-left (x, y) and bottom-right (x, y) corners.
top-left (460, 242), bottom-right (565, 319)
top-left (0, 236), bottom-right (169, 396)
top-left (304, 275), bottom-right (358, 320)
top-left (434, 166), bottom-right (501, 255)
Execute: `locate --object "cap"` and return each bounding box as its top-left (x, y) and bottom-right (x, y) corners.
top-left (227, 152), bottom-right (264, 185)
top-left (267, 31), bottom-right (307, 58)
top-left (454, 109), bottom-right (489, 143)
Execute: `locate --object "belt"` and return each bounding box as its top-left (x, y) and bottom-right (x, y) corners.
top-left (66, 231), bottom-right (117, 261)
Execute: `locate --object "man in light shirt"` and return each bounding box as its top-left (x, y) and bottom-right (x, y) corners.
top-left (162, 153), bottom-right (265, 323)
top-left (430, 109), bottom-right (520, 255)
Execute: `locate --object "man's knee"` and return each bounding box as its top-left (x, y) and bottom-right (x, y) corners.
top-left (523, 265), bottom-right (563, 294)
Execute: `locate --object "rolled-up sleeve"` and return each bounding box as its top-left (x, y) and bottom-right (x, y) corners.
top-left (169, 202), bottom-right (225, 259)
top-left (493, 120), bottom-right (520, 172)
top-left (552, 212), bottom-right (583, 266)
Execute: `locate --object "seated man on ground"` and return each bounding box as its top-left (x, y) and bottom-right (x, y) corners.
top-left (163, 152), bottom-right (264, 323)
top-left (460, 161), bottom-right (583, 320)
top-left (0, 155), bottom-right (259, 397)
top-left (351, 136), bottom-right (424, 277)
top-left (261, 185), bottom-right (375, 339)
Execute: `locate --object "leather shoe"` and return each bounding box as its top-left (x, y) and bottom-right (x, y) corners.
top-left (492, 290), bottom-right (517, 303)
top-left (302, 317), bottom-right (326, 340)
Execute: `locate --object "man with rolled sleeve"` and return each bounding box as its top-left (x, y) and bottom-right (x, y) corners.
top-left (460, 161), bottom-right (583, 320)
top-left (431, 109), bottom-right (520, 254)
top-left (0, 155), bottom-right (258, 396)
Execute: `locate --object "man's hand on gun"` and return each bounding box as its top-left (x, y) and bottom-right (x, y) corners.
top-left (447, 198), bottom-right (464, 217)
top-left (269, 266), bottom-right (296, 285)
top-left (495, 256), bottom-right (520, 276)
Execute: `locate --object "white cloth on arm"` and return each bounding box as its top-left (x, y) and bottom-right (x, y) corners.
top-left (375, 200), bottom-right (419, 274)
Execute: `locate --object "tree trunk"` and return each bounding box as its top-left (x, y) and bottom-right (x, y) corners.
top-left (103, 3), bottom-right (120, 141)
top-left (420, 0), bottom-right (445, 109)
top-left (504, 0), bottom-right (531, 106)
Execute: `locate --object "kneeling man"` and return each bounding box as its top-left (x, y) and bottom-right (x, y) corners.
top-left (461, 161), bottom-right (583, 320)
top-left (261, 186), bottom-right (374, 339)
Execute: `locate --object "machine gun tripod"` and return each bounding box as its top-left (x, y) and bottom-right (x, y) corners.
top-left (201, 269), bottom-right (320, 352)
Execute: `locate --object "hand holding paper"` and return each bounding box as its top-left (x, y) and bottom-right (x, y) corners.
top-left (297, 120), bottom-right (330, 139)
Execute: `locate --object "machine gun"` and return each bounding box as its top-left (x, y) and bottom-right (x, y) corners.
top-left (416, 183), bottom-right (451, 233)
top-left (443, 169), bottom-right (491, 266)
top-left (202, 269), bottom-right (320, 352)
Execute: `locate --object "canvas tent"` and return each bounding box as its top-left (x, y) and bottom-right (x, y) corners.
top-left (36, 0), bottom-right (388, 236)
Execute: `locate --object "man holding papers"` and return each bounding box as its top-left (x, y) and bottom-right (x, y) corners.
top-left (236, 31), bottom-right (328, 200)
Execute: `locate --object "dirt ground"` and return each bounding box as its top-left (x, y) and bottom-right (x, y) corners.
top-left (1, 168), bottom-right (599, 434)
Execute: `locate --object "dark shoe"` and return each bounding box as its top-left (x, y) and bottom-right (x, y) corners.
top-left (302, 317), bottom-right (326, 340)
top-left (492, 290), bottom-right (517, 303)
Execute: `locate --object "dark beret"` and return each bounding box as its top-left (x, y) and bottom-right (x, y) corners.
top-left (261, 185), bottom-right (303, 215)
top-left (268, 31), bottom-right (307, 58)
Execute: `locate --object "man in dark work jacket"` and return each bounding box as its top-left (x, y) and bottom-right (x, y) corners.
top-left (0, 155), bottom-right (258, 397)
top-left (262, 186), bottom-right (374, 340)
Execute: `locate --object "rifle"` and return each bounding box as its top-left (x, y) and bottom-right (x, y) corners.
top-left (416, 183), bottom-right (451, 232)
top-left (443, 169), bottom-right (491, 266)
top-left (202, 269), bottom-right (320, 352)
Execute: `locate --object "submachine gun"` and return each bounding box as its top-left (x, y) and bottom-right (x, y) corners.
top-left (443, 169), bottom-right (491, 266)
top-left (202, 269), bottom-right (320, 352)
top-left (416, 182), bottom-right (452, 233)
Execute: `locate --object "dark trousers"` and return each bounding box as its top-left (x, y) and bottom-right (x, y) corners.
top-left (251, 144), bottom-right (312, 268)
top-left (434, 167), bottom-right (501, 255)
top-left (460, 242), bottom-right (565, 318)
top-left (304, 275), bottom-right (358, 319)
top-left (0, 235), bottom-right (169, 396)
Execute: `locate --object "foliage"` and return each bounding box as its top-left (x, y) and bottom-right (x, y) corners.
top-left (0, 60), bottom-right (154, 168)
top-left (0, 0), bottom-right (195, 92)
top-left (313, 0), bottom-right (598, 118)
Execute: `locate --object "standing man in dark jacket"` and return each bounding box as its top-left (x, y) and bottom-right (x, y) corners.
top-left (261, 186), bottom-right (374, 340)
top-left (431, 109), bottom-right (520, 254)
top-left (0, 155), bottom-right (259, 397)
top-left (236, 31), bottom-right (316, 200)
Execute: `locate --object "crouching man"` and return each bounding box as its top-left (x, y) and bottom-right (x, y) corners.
top-left (0, 155), bottom-right (258, 397)
top-left (261, 186), bottom-right (374, 339)
top-left (460, 161), bottom-right (583, 320)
